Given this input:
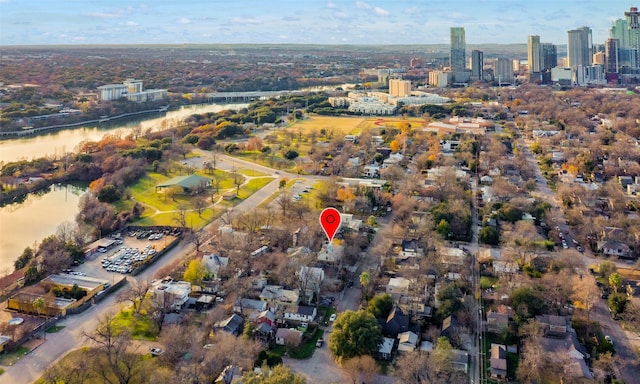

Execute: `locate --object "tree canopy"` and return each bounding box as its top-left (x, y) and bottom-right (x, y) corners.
top-left (328, 310), bottom-right (383, 361)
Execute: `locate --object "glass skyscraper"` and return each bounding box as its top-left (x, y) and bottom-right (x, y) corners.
top-left (450, 27), bottom-right (466, 73)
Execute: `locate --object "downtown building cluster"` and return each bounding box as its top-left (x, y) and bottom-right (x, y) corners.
top-left (428, 6), bottom-right (640, 87)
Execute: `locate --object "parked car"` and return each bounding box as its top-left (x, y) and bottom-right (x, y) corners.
top-left (149, 347), bottom-right (164, 356)
top-left (316, 338), bottom-right (324, 347)
top-left (329, 313), bottom-right (337, 322)
top-left (605, 335), bottom-right (613, 346)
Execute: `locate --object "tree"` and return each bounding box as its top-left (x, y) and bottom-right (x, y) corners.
top-left (241, 364), bottom-right (306, 384)
top-left (609, 272), bottom-right (622, 293)
top-left (359, 271), bottom-right (370, 301)
top-left (283, 149), bottom-right (299, 160)
top-left (183, 259), bottom-right (207, 285)
top-left (83, 316), bottom-right (145, 384)
top-left (14, 247), bottom-right (34, 270)
top-left (165, 185), bottom-right (182, 202)
top-left (328, 309), bottom-right (383, 361)
top-left (116, 280), bottom-right (150, 314)
top-left (343, 356), bottom-right (377, 384)
top-left (479, 226), bottom-right (500, 245)
top-left (33, 296), bottom-right (45, 317)
top-left (97, 184), bottom-right (122, 203)
top-left (367, 293), bottom-right (393, 319)
top-left (608, 293), bottom-right (629, 316)
top-left (193, 196), bottom-right (207, 217)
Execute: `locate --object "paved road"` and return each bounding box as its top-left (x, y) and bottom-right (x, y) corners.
top-left (519, 137), bottom-right (640, 383)
top-left (1, 153), bottom-right (299, 384)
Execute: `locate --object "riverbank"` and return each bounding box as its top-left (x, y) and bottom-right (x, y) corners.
top-left (0, 107), bottom-right (169, 139)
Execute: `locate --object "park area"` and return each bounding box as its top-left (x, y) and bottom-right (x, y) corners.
top-left (115, 163), bottom-right (274, 229)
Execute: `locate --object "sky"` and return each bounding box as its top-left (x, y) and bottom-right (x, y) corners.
top-left (0, 0), bottom-right (634, 46)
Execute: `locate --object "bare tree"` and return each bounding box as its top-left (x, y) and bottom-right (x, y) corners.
top-left (117, 279), bottom-right (150, 314)
top-left (276, 190), bottom-right (293, 217)
top-left (83, 316), bottom-right (145, 384)
top-left (174, 204), bottom-right (188, 228)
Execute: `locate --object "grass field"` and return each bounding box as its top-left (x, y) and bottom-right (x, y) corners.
top-left (111, 309), bottom-right (159, 341)
top-left (288, 115), bottom-right (367, 136)
top-left (0, 346), bottom-right (29, 367)
top-left (236, 177), bottom-right (276, 200)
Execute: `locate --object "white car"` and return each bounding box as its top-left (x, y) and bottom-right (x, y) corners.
top-left (329, 313), bottom-right (337, 322)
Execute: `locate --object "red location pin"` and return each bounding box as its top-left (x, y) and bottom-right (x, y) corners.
top-left (320, 207), bottom-right (342, 243)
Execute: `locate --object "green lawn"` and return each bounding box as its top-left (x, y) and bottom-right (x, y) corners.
top-left (237, 177), bottom-right (275, 200)
top-left (111, 309), bottom-right (159, 341)
top-left (45, 325), bottom-right (66, 333)
top-left (287, 329), bottom-right (324, 359)
top-left (135, 207), bottom-right (217, 229)
top-left (239, 168), bottom-right (268, 177)
top-left (0, 346), bottom-right (29, 367)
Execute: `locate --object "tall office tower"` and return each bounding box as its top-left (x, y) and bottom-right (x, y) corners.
top-left (450, 27), bottom-right (466, 72)
top-left (493, 58), bottom-right (513, 84)
top-left (527, 35), bottom-right (542, 73)
top-left (625, 7), bottom-right (640, 68)
top-left (541, 43), bottom-right (558, 71)
top-left (567, 27), bottom-right (593, 67)
top-left (606, 38), bottom-right (620, 73)
top-left (611, 18), bottom-right (630, 47)
top-left (471, 50), bottom-right (484, 80)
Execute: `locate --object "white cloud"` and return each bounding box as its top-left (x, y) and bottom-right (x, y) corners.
top-left (124, 21), bottom-right (138, 26)
top-left (230, 17), bottom-right (261, 24)
top-left (355, 1), bottom-right (371, 10)
top-left (374, 7), bottom-right (389, 16)
top-left (333, 12), bottom-right (348, 19)
top-left (84, 12), bottom-right (122, 19)
top-left (327, 0), bottom-right (336, 9)
top-left (177, 17), bottom-right (191, 24)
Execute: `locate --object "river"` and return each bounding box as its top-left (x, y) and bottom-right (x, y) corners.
top-left (0, 103), bottom-right (248, 164)
top-left (0, 103), bottom-right (247, 276)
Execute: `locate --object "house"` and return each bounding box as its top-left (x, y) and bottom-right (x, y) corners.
top-left (234, 298), bottom-right (268, 319)
top-left (441, 315), bottom-right (461, 342)
top-left (486, 306), bottom-right (512, 333)
top-left (363, 164), bottom-right (380, 178)
top-left (493, 261), bottom-right (519, 274)
top-left (597, 241), bottom-right (631, 258)
top-left (340, 213), bottom-right (363, 231)
top-left (255, 310), bottom-right (276, 329)
top-left (397, 331), bottom-right (419, 352)
top-left (317, 243), bottom-right (344, 263)
top-left (382, 306), bottom-right (410, 337)
top-left (539, 333), bottom-right (592, 380)
top-left (382, 153), bottom-right (404, 168)
top-left (490, 344), bottom-right (507, 380)
top-left (377, 337), bottom-right (396, 361)
top-left (419, 340), bottom-right (434, 352)
top-left (214, 314), bottom-right (244, 336)
top-left (283, 305), bottom-right (317, 323)
top-left (0, 335), bottom-right (12, 353)
top-left (452, 349), bottom-right (469, 373)
top-left (151, 279), bottom-right (191, 312)
top-left (386, 277), bottom-right (411, 297)
top-left (400, 239), bottom-right (423, 258)
top-left (275, 328), bottom-right (303, 347)
top-left (478, 247), bottom-right (501, 262)
top-left (536, 314), bottom-right (570, 337)
top-left (259, 286), bottom-right (300, 307)
top-left (202, 254), bottom-right (229, 278)
top-left (214, 365), bottom-right (242, 384)
top-left (441, 247), bottom-right (467, 265)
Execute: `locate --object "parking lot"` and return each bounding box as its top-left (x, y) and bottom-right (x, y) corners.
top-left (73, 229), bottom-right (180, 281)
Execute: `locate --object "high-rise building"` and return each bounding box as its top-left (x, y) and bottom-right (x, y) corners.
top-left (606, 38), bottom-right (620, 73)
top-left (527, 35), bottom-right (542, 74)
top-left (450, 27), bottom-right (466, 72)
top-left (471, 50), bottom-right (484, 80)
top-left (625, 7), bottom-right (640, 69)
top-left (389, 78), bottom-right (411, 97)
top-left (493, 58), bottom-right (513, 84)
top-left (568, 27), bottom-right (593, 68)
top-left (541, 43), bottom-right (558, 71)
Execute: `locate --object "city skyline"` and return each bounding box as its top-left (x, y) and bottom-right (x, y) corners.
top-left (0, 0), bottom-right (634, 46)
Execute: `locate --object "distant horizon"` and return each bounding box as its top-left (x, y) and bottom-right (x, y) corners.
top-left (0, 1), bottom-right (634, 47)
